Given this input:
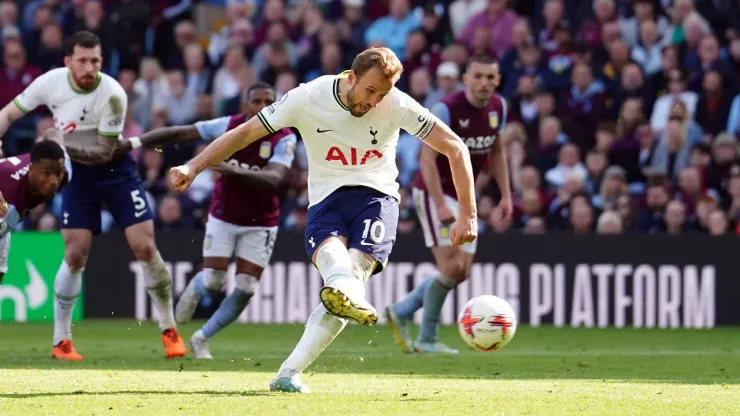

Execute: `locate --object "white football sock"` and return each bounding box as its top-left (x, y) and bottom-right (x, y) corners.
top-left (316, 239), bottom-right (364, 298)
top-left (140, 251), bottom-right (177, 331)
top-left (53, 261), bottom-right (82, 346)
top-left (277, 303), bottom-right (348, 377)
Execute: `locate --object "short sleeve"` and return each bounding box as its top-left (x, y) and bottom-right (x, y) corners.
top-left (194, 116), bottom-right (231, 141)
top-left (97, 89), bottom-right (128, 137)
top-left (13, 73), bottom-right (49, 113)
top-left (268, 131), bottom-right (298, 168)
top-left (256, 86), bottom-right (308, 133)
top-left (395, 89), bottom-right (436, 140)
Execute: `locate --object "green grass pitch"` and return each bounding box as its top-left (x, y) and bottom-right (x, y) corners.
top-left (0, 321), bottom-right (738, 415)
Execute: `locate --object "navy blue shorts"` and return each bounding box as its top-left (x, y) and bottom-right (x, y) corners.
top-left (61, 155), bottom-right (153, 235)
top-left (305, 186), bottom-right (399, 274)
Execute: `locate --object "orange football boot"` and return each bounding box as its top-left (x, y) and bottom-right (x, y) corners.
top-left (51, 340), bottom-right (83, 361)
top-left (162, 328), bottom-right (187, 358)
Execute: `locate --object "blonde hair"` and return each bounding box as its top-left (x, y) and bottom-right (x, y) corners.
top-left (351, 47), bottom-right (404, 81)
top-left (597, 210), bottom-right (623, 233)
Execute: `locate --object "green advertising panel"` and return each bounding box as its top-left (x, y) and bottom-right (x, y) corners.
top-left (0, 232), bottom-right (80, 322)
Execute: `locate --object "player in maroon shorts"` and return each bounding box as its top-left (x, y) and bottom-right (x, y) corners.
top-left (387, 55), bottom-right (513, 354)
top-left (0, 130), bottom-right (69, 284)
top-left (116, 82), bottom-right (296, 358)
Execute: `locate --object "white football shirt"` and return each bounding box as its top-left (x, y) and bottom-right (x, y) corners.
top-left (257, 71), bottom-right (436, 207)
top-left (13, 67), bottom-right (128, 148)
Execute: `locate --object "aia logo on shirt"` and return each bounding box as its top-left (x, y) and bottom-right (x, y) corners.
top-left (325, 146), bottom-right (383, 166)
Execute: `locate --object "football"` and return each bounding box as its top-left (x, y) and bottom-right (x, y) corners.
top-left (457, 295), bottom-right (518, 352)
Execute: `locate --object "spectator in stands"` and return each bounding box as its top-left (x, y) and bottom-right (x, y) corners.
top-left (651, 69), bottom-right (698, 133)
top-left (165, 69), bottom-right (197, 126)
top-left (73, 0), bottom-right (114, 72)
top-left (636, 121), bottom-right (658, 178)
top-left (523, 216), bottom-right (546, 233)
top-left (631, 20), bottom-right (663, 77)
top-left (636, 176), bottom-right (671, 233)
top-left (254, 0), bottom-right (291, 46)
top-left (31, 23), bottom-right (64, 71)
top-left (165, 20), bottom-right (197, 70)
top-left (0, 2), bottom-right (17, 34)
top-left (707, 208), bottom-right (729, 235)
top-left (532, 116), bottom-right (563, 174)
top-left (723, 174), bottom-right (740, 220)
top-left (537, 0), bottom-right (567, 56)
top-left (251, 21), bottom-right (296, 81)
top-left (400, 30), bottom-right (441, 91)
top-left (426, 62), bottom-right (462, 107)
top-left (610, 62), bottom-right (653, 120)
top-left (304, 42), bottom-right (342, 82)
top-left (695, 71), bottom-right (731, 137)
top-left (610, 99), bottom-right (642, 179)
top-left (568, 194), bottom-right (595, 234)
top-left (337, 0), bottom-right (369, 59)
top-left (212, 44), bottom-right (248, 114)
top-left (208, 3), bottom-right (252, 64)
top-left (514, 188), bottom-right (543, 229)
top-left (183, 44), bottom-right (213, 96)
top-left (407, 67), bottom-right (435, 108)
top-left (584, 149), bottom-right (608, 195)
top-left (448, 0), bottom-right (487, 39)
top-left (545, 142), bottom-right (588, 189)
top-left (560, 62), bottom-right (606, 148)
top-left (500, 18), bottom-right (531, 75)
top-left (620, 0), bottom-right (672, 48)
top-left (599, 38), bottom-right (630, 95)
top-left (364, 0), bottom-right (419, 58)
top-left (686, 34), bottom-right (731, 93)
top-left (596, 210), bottom-right (622, 234)
top-left (459, 0), bottom-right (517, 57)
top-left (663, 198), bottom-right (690, 234)
top-left (294, 5), bottom-right (325, 74)
top-left (133, 57), bottom-right (169, 130)
top-left (670, 0), bottom-right (709, 45)
top-left (651, 119), bottom-right (691, 181)
top-left (109, 0), bottom-right (150, 70)
top-left (648, 45), bottom-right (679, 100)
top-left (156, 195), bottom-right (192, 230)
top-left (274, 69), bottom-right (297, 99)
top-left (502, 40), bottom-right (546, 97)
top-left (578, 0), bottom-right (616, 50)
top-left (594, 165), bottom-right (628, 209)
top-left (706, 132), bottom-right (740, 194)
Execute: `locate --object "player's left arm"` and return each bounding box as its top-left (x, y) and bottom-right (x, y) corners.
top-left (423, 124), bottom-right (477, 222)
top-left (212, 132), bottom-right (297, 190)
top-left (488, 99), bottom-right (512, 218)
top-left (396, 91), bottom-right (477, 243)
top-left (65, 93), bottom-right (127, 165)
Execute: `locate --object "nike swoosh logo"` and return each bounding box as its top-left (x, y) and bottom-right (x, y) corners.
top-left (317, 128), bottom-right (333, 133)
top-left (359, 240), bottom-right (375, 246)
top-left (134, 210), bottom-right (147, 218)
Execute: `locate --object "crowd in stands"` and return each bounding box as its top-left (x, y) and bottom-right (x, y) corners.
top-left (3, 0), bottom-right (740, 236)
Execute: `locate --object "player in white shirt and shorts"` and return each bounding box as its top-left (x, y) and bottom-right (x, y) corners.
top-left (169, 48), bottom-right (479, 393)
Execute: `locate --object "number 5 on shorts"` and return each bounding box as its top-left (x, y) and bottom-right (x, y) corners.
top-left (130, 190), bottom-right (147, 215)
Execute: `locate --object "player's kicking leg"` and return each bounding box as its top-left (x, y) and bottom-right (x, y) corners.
top-left (269, 188), bottom-right (398, 393)
top-left (387, 188), bottom-right (475, 355)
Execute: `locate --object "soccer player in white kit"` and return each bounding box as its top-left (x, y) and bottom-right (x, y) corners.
top-left (170, 48), bottom-right (478, 393)
top-left (0, 31), bottom-right (186, 360)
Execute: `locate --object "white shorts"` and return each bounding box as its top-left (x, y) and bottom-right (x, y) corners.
top-left (0, 233), bottom-right (10, 273)
top-left (412, 187), bottom-right (477, 254)
top-left (203, 215), bottom-right (278, 268)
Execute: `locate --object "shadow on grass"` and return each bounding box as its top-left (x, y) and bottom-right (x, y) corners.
top-left (0, 389), bottom-right (276, 399)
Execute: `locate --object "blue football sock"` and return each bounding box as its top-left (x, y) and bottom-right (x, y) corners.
top-left (201, 288), bottom-right (253, 338)
top-left (418, 275), bottom-right (456, 343)
top-left (192, 271), bottom-right (221, 297)
top-left (394, 274), bottom-right (435, 320)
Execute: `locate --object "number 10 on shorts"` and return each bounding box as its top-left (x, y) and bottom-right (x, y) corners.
top-left (361, 219), bottom-right (385, 245)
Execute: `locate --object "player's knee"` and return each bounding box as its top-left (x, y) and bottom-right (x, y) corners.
top-left (235, 274), bottom-right (259, 295)
top-left (440, 258), bottom-right (467, 282)
top-left (203, 268), bottom-right (227, 291)
top-left (348, 248), bottom-right (374, 284)
top-left (131, 239), bottom-right (157, 262)
top-left (64, 247), bottom-right (89, 270)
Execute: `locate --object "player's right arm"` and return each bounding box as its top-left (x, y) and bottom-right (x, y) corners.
top-left (171, 87), bottom-right (307, 191)
top-left (418, 102), bottom-right (457, 224)
top-left (114, 125), bottom-right (204, 156)
top-left (0, 102), bottom-right (27, 139)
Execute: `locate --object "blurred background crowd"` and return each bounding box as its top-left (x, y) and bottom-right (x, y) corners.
top-left (3, 0), bottom-right (740, 236)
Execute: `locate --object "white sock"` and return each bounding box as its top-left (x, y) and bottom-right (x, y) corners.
top-left (277, 303), bottom-right (348, 377)
top-left (140, 251), bottom-right (176, 331)
top-left (316, 239), bottom-right (364, 298)
top-left (53, 261), bottom-right (82, 346)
